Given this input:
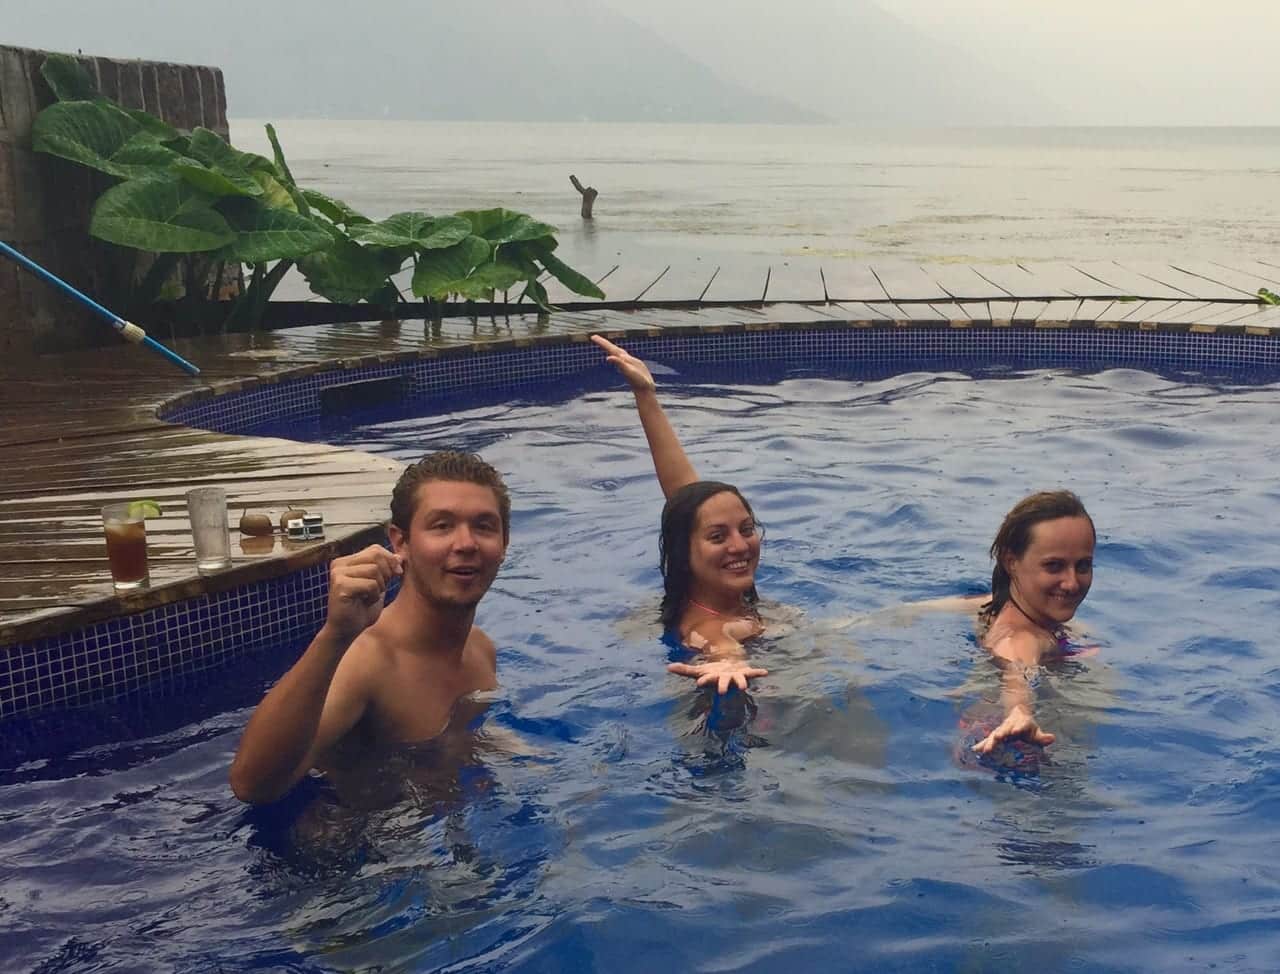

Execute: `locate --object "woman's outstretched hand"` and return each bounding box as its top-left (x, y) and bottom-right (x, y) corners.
top-left (668, 658), bottom-right (769, 695)
top-left (972, 705), bottom-right (1056, 754)
top-left (591, 334), bottom-right (657, 393)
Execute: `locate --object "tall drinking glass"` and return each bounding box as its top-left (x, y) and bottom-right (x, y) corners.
top-left (186, 487), bottom-right (232, 573)
top-left (102, 503), bottom-right (149, 591)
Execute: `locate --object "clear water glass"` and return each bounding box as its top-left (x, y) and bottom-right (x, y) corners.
top-left (186, 487), bottom-right (232, 573)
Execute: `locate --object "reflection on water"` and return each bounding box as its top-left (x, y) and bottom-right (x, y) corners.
top-left (239, 711), bottom-right (558, 972)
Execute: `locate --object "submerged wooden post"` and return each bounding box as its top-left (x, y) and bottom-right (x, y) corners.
top-left (570, 174), bottom-right (598, 219)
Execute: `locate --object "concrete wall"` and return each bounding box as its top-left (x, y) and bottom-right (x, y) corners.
top-left (0, 46), bottom-right (229, 356)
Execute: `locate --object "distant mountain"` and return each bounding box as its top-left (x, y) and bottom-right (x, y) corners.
top-left (2, 0), bottom-right (821, 123)
top-left (599, 0), bottom-right (1063, 125)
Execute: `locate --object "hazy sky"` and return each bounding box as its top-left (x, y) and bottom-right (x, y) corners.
top-left (602, 0), bottom-right (1280, 125)
top-left (870, 0), bottom-right (1280, 124)
top-left (4, 0), bottom-right (1280, 124)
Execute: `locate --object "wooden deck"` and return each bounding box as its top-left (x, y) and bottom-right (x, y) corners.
top-left (3, 257), bottom-right (1280, 646)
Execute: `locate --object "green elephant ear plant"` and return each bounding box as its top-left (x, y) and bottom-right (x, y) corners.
top-left (31, 54), bottom-right (604, 332)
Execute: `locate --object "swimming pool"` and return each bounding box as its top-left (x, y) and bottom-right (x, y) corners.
top-left (4, 356), bottom-right (1279, 972)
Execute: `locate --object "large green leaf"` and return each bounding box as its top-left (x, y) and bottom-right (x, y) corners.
top-left (301, 189), bottom-right (369, 227)
top-left (521, 277), bottom-right (553, 312)
top-left (118, 107), bottom-right (180, 143)
top-left (217, 202), bottom-right (332, 263)
top-left (183, 128), bottom-right (264, 197)
top-left (32, 101), bottom-right (180, 179)
top-left (90, 177), bottom-right (235, 253)
top-left (188, 128), bottom-right (270, 173)
top-left (457, 208), bottom-right (557, 245)
top-left (538, 251), bottom-right (605, 299)
top-left (40, 53), bottom-right (99, 102)
top-left (411, 235), bottom-right (492, 299)
top-left (174, 159), bottom-right (259, 198)
top-left (348, 212), bottom-right (471, 250)
top-left (297, 235), bottom-right (390, 302)
top-left (451, 259), bottom-right (529, 300)
top-left (253, 171), bottom-right (298, 212)
top-left (265, 123), bottom-right (296, 187)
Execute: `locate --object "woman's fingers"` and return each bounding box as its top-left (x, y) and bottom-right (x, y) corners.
top-left (972, 717), bottom-right (1055, 753)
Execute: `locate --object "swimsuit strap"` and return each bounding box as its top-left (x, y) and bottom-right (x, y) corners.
top-left (689, 598), bottom-right (756, 620)
top-left (1006, 593), bottom-right (1068, 645)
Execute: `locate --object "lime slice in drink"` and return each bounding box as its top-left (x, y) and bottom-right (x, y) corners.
top-left (128, 499), bottom-right (163, 519)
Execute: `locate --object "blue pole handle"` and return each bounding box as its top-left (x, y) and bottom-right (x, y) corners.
top-left (0, 238), bottom-right (201, 376)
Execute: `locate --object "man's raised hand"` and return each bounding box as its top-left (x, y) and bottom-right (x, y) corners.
top-left (323, 545), bottom-right (404, 642)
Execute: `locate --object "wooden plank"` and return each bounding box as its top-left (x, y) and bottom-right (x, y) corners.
top-left (829, 301), bottom-right (895, 321)
top-left (988, 300), bottom-right (1019, 323)
top-left (1114, 299), bottom-right (1180, 322)
top-left (869, 262), bottom-right (952, 302)
top-left (700, 258), bottom-right (772, 303)
top-left (1011, 300), bottom-right (1051, 322)
top-left (1069, 262), bottom-right (1189, 300)
top-left (1153, 301), bottom-right (1229, 325)
top-left (1198, 303), bottom-right (1272, 326)
top-left (756, 303), bottom-right (844, 324)
top-left (1230, 307), bottom-right (1280, 331)
top-left (1170, 261), bottom-right (1277, 300)
top-left (969, 263), bottom-right (1067, 299)
top-left (820, 262), bottom-right (890, 303)
top-left (638, 261), bottom-right (721, 303)
top-left (1116, 261), bottom-right (1249, 301)
top-left (1211, 259), bottom-right (1280, 290)
top-left (889, 303), bottom-right (947, 322)
top-left (1035, 299), bottom-right (1081, 322)
top-left (918, 264), bottom-right (1009, 300)
top-left (1017, 262), bottom-right (1116, 298)
top-left (928, 302), bottom-right (973, 321)
top-left (763, 258), bottom-right (828, 303)
top-left (1074, 299), bottom-right (1118, 322)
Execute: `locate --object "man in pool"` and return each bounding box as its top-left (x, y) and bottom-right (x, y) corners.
top-left (229, 451), bottom-right (509, 805)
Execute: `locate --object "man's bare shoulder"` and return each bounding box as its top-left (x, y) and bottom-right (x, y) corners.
top-left (467, 626), bottom-right (499, 678)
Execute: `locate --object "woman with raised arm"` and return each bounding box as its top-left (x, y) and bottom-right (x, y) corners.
top-left (592, 334), bottom-right (769, 694)
top-left (969, 490), bottom-right (1095, 755)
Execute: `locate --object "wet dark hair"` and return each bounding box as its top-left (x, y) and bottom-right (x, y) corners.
top-left (658, 481), bottom-right (760, 630)
top-left (983, 490), bottom-right (1094, 621)
top-left (390, 451), bottom-right (511, 542)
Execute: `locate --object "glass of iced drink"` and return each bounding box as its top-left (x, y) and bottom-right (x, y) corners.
top-left (102, 502), bottom-right (150, 591)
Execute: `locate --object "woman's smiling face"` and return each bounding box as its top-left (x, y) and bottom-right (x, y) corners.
top-left (687, 490), bottom-right (761, 601)
top-left (1004, 515), bottom-right (1095, 625)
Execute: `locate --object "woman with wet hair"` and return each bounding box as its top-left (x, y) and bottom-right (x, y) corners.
top-left (592, 334), bottom-right (769, 694)
top-left (970, 490), bottom-right (1095, 754)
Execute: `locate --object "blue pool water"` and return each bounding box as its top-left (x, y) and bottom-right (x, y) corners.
top-left (4, 358), bottom-right (1280, 972)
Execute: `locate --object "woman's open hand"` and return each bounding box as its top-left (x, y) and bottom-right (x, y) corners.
top-left (591, 334), bottom-right (657, 393)
top-left (972, 705), bottom-right (1055, 754)
top-left (668, 658), bottom-right (769, 694)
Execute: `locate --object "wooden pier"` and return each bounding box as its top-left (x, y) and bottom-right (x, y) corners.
top-left (3, 257), bottom-right (1280, 645)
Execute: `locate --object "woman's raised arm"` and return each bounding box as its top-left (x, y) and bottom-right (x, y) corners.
top-left (592, 334), bottom-right (699, 499)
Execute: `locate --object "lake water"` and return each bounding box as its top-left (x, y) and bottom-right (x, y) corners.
top-left (234, 121), bottom-right (1280, 286)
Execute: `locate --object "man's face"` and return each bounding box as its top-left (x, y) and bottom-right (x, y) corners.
top-left (389, 480), bottom-right (507, 609)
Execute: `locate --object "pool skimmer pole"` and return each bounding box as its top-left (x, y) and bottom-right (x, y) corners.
top-left (0, 239), bottom-right (201, 376)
